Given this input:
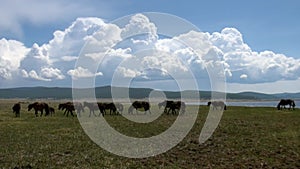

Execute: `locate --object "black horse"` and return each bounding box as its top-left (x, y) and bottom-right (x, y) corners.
top-left (28, 102), bottom-right (50, 117)
top-left (58, 102), bottom-right (75, 117)
top-left (277, 99), bottom-right (295, 110)
top-left (12, 103), bottom-right (21, 117)
top-left (128, 101), bottom-right (151, 114)
top-left (97, 102), bottom-right (123, 116)
top-left (158, 100), bottom-right (186, 115)
top-left (207, 101), bottom-right (227, 110)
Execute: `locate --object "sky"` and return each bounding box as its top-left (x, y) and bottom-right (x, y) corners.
top-left (0, 0), bottom-right (300, 94)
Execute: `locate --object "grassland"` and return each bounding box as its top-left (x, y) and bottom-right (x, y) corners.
top-left (0, 100), bottom-right (299, 168)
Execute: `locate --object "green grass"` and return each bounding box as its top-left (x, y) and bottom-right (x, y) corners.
top-left (0, 100), bottom-right (300, 168)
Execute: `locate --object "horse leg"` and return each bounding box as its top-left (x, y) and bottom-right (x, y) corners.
top-left (163, 107), bottom-right (167, 114)
top-left (167, 108), bottom-right (171, 115)
top-left (40, 110), bottom-right (43, 117)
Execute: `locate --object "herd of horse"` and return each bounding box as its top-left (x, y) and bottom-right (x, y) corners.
top-left (11, 100), bottom-right (186, 117)
top-left (11, 99), bottom-right (296, 117)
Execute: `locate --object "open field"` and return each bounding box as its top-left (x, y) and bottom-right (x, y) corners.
top-left (0, 100), bottom-right (300, 168)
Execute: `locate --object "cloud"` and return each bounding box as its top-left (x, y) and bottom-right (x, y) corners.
top-left (40, 67), bottom-right (65, 80)
top-left (240, 74), bottom-right (248, 79)
top-left (21, 67), bottom-right (65, 81)
top-left (1, 14), bottom-right (300, 91)
top-left (67, 67), bottom-right (103, 79)
top-left (0, 0), bottom-right (113, 37)
top-left (0, 38), bottom-right (29, 79)
top-left (121, 14), bottom-right (158, 44)
top-left (210, 28), bottom-right (300, 83)
top-left (23, 70), bottom-right (50, 81)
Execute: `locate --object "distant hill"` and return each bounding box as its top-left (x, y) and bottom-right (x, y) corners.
top-left (0, 86), bottom-right (299, 100)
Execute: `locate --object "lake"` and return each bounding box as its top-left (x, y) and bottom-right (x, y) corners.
top-left (189, 100), bottom-right (300, 108)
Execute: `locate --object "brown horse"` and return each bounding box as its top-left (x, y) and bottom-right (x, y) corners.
top-left (12, 103), bottom-right (21, 117)
top-left (128, 101), bottom-right (151, 114)
top-left (49, 107), bottom-right (55, 116)
top-left (28, 102), bottom-right (50, 117)
top-left (207, 101), bottom-right (227, 110)
top-left (158, 100), bottom-right (186, 115)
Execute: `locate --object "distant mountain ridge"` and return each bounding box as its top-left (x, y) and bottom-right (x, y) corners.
top-left (0, 86), bottom-right (299, 100)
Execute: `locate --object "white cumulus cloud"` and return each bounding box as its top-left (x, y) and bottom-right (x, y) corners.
top-left (1, 14), bottom-right (300, 90)
top-left (67, 67), bottom-right (103, 79)
top-left (0, 38), bottom-right (29, 79)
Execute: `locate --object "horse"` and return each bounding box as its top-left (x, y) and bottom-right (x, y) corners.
top-left (115, 103), bottom-right (124, 114)
top-left (128, 101), bottom-right (151, 114)
top-left (277, 99), bottom-right (295, 110)
top-left (74, 102), bottom-right (84, 117)
top-left (158, 100), bottom-right (186, 115)
top-left (97, 102), bottom-right (123, 116)
top-left (58, 102), bottom-right (75, 117)
top-left (207, 101), bottom-right (227, 110)
top-left (49, 107), bottom-right (55, 116)
top-left (28, 102), bottom-right (50, 117)
top-left (12, 103), bottom-right (21, 117)
top-left (83, 102), bottom-right (99, 117)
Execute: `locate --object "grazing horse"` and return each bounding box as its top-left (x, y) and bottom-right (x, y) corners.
top-left (83, 102), bottom-right (99, 117)
top-left (277, 99), bottom-right (295, 110)
top-left (207, 101), bottom-right (227, 110)
top-left (12, 103), bottom-right (21, 117)
top-left (115, 103), bottom-right (124, 114)
top-left (58, 102), bottom-right (75, 117)
top-left (128, 101), bottom-right (151, 114)
top-left (97, 102), bottom-right (121, 116)
top-left (49, 107), bottom-right (55, 116)
top-left (74, 102), bottom-right (84, 117)
top-left (158, 100), bottom-right (186, 115)
top-left (28, 102), bottom-right (50, 117)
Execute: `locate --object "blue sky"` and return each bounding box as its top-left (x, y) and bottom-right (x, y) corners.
top-left (0, 0), bottom-right (300, 93)
top-left (3, 0), bottom-right (299, 58)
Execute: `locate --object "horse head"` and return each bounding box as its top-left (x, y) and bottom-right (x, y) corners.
top-left (158, 101), bottom-right (167, 109)
top-left (58, 104), bottom-right (64, 110)
top-left (28, 104), bottom-right (33, 111)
